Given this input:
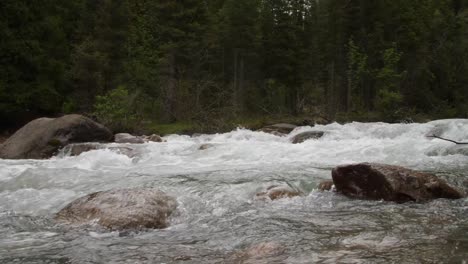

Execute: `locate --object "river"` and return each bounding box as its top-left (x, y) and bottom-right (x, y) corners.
top-left (0, 120), bottom-right (467, 263)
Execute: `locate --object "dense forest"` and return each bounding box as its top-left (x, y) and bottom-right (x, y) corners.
top-left (1, 0), bottom-right (468, 132)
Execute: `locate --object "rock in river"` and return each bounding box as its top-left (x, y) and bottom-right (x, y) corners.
top-left (114, 133), bottom-right (146, 144)
top-left (259, 123), bottom-right (297, 135)
top-left (255, 185), bottom-right (303, 200)
top-left (55, 188), bottom-right (177, 230)
top-left (332, 163), bottom-right (464, 203)
top-left (0, 114), bottom-right (112, 159)
top-left (291, 131), bottom-right (324, 144)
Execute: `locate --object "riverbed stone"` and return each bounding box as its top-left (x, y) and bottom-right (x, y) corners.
top-left (146, 134), bottom-right (163, 142)
top-left (114, 133), bottom-right (146, 144)
top-left (62, 143), bottom-right (137, 158)
top-left (0, 114), bottom-right (112, 159)
top-left (332, 163), bottom-right (465, 203)
top-left (255, 185), bottom-right (303, 200)
top-left (259, 123), bottom-right (297, 135)
top-left (230, 242), bottom-right (285, 263)
top-left (291, 131), bottom-right (324, 144)
top-left (55, 188), bottom-right (177, 230)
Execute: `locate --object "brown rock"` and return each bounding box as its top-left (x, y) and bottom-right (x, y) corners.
top-left (0, 115), bottom-right (112, 159)
top-left (332, 163), bottom-right (465, 203)
top-left (255, 185), bottom-right (302, 201)
top-left (55, 188), bottom-right (177, 230)
top-left (291, 131), bottom-right (324, 144)
top-left (318, 180), bottom-right (334, 191)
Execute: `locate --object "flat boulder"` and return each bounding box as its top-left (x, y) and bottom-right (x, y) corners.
top-left (291, 131), bottom-right (324, 144)
top-left (332, 163), bottom-right (464, 203)
top-left (0, 114), bottom-right (112, 159)
top-left (55, 188), bottom-right (177, 230)
top-left (259, 123), bottom-right (297, 135)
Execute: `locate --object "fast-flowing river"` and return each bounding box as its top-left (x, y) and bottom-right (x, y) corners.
top-left (0, 120), bottom-right (467, 263)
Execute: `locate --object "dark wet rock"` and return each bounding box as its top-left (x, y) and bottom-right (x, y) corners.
top-left (332, 163), bottom-right (465, 203)
top-left (291, 131), bottom-right (324, 144)
top-left (255, 185), bottom-right (303, 201)
top-left (55, 188), bottom-right (177, 230)
top-left (318, 180), bottom-right (334, 191)
top-left (114, 133), bottom-right (145, 144)
top-left (0, 114), bottom-right (112, 159)
top-left (259, 123), bottom-right (297, 135)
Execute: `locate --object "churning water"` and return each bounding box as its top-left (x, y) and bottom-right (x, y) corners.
top-left (0, 120), bottom-right (467, 263)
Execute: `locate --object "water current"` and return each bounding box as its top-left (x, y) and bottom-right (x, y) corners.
top-left (0, 120), bottom-right (467, 263)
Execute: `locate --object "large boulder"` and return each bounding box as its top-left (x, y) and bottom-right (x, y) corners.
top-left (259, 123), bottom-right (297, 135)
top-left (332, 163), bottom-right (464, 203)
top-left (0, 115), bottom-right (112, 159)
top-left (291, 131), bottom-right (324, 144)
top-left (55, 188), bottom-right (177, 230)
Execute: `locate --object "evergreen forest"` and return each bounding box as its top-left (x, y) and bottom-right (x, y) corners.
top-left (2, 0), bottom-right (468, 133)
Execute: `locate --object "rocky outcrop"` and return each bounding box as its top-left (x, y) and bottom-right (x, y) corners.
top-left (255, 185), bottom-right (303, 201)
top-left (332, 163), bottom-right (465, 203)
top-left (259, 123), bottom-right (297, 135)
top-left (0, 114), bottom-right (112, 159)
top-left (55, 188), bottom-right (177, 230)
top-left (291, 131), bottom-right (324, 144)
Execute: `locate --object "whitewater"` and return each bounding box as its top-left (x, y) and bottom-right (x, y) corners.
top-left (0, 120), bottom-right (467, 263)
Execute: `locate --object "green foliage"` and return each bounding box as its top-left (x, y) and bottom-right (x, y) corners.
top-left (1, 0), bottom-right (468, 129)
top-left (93, 86), bottom-right (138, 132)
top-left (374, 89), bottom-right (404, 121)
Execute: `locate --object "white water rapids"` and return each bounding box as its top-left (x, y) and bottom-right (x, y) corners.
top-left (0, 120), bottom-right (467, 263)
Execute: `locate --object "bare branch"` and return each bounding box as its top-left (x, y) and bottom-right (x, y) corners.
top-left (427, 135), bottom-right (468, 145)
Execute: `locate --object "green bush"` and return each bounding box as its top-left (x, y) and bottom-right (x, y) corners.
top-left (93, 86), bottom-right (139, 132)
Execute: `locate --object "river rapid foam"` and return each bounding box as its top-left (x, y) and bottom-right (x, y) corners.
top-left (0, 120), bottom-right (467, 263)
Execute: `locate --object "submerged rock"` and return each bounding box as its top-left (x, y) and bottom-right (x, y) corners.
top-left (230, 242), bottom-right (285, 264)
top-left (199, 143), bottom-right (215, 150)
top-left (55, 188), bottom-right (177, 230)
top-left (259, 123), bottom-right (297, 135)
top-left (61, 143), bottom-right (137, 158)
top-left (114, 133), bottom-right (146, 144)
top-left (332, 163), bottom-right (464, 203)
top-left (291, 131), bottom-right (324, 144)
top-left (0, 114), bottom-right (112, 159)
top-left (255, 185), bottom-right (303, 200)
